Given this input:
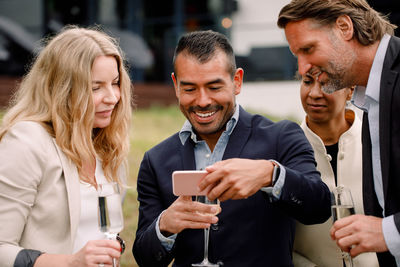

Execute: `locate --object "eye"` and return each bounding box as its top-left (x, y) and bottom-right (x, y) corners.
top-left (112, 81), bottom-right (120, 86)
top-left (209, 86), bottom-right (221, 90)
top-left (302, 76), bottom-right (314, 86)
top-left (183, 87), bottom-right (195, 92)
top-left (301, 46), bottom-right (313, 55)
top-left (92, 87), bottom-right (100, 91)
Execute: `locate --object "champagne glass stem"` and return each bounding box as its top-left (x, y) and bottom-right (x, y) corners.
top-left (343, 252), bottom-right (353, 267)
top-left (203, 227), bottom-right (210, 262)
top-left (105, 232), bottom-right (118, 267)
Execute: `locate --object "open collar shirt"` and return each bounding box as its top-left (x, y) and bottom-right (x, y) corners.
top-left (352, 34), bottom-right (400, 263)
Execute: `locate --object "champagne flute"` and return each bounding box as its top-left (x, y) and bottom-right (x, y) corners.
top-left (97, 182), bottom-right (124, 267)
top-left (331, 186), bottom-right (355, 267)
top-left (192, 196), bottom-right (220, 267)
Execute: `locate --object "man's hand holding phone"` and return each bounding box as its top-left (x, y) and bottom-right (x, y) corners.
top-left (159, 170), bottom-right (221, 236)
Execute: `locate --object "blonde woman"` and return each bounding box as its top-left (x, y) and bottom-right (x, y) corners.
top-left (0, 26), bottom-right (132, 267)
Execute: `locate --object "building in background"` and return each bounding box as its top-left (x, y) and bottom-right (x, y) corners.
top-left (0, 0), bottom-right (240, 82)
top-left (0, 0), bottom-right (399, 86)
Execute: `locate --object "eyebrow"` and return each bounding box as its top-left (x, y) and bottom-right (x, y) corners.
top-left (92, 75), bottom-right (120, 84)
top-left (179, 78), bottom-right (224, 86)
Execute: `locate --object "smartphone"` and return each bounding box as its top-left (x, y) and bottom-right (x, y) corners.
top-left (172, 170), bottom-right (208, 196)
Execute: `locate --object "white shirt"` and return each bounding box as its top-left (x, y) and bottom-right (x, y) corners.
top-left (73, 158), bottom-right (108, 253)
top-left (352, 34), bottom-right (400, 264)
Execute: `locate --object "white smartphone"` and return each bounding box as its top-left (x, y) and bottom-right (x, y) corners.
top-left (172, 170), bottom-right (208, 196)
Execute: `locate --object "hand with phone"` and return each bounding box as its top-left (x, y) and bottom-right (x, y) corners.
top-left (198, 158), bottom-right (276, 202)
top-left (172, 170), bottom-right (209, 196)
top-left (159, 170), bottom-right (221, 236)
top-left (159, 195), bottom-right (220, 236)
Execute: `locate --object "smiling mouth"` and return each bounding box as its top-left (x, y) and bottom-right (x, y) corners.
top-left (195, 111), bottom-right (216, 118)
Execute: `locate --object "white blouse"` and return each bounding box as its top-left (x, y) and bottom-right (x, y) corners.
top-left (73, 159), bottom-right (108, 253)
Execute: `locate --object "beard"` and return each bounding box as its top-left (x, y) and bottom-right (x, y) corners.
top-left (311, 58), bottom-right (355, 94)
top-left (320, 72), bottom-right (349, 94)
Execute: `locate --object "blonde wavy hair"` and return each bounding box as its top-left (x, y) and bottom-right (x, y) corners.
top-left (0, 26), bottom-right (132, 184)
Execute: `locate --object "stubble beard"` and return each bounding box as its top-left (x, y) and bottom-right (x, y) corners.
top-left (321, 54), bottom-right (356, 94)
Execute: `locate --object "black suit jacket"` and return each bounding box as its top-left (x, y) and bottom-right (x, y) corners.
top-left (362, 35), bottom-right (400, 266)
top-left (132, 107), bottom-right (331, 267)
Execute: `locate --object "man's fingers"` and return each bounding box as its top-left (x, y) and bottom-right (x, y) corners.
top-left (330, 215), bottom-right (356, 239)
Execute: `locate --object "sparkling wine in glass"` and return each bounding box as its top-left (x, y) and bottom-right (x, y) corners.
top-left (192, 196), bottom-right (220, 267)
top-left (98, 182), bottom-right (124, 267)
top-left (331, 186), bottom-right (355, 267)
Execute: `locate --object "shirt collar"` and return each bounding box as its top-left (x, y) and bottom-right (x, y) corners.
top-left (352, 34), bottom-right (391, 109)
top-left (365, 34), bottom-right (391, 101)
top-left (179, 104), bottom-right (240, 145)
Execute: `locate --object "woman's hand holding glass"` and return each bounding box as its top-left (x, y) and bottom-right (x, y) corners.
top-left (97, 182), bottom-right (124, 267)
top-left (68, 239), bottom-right (121, 266)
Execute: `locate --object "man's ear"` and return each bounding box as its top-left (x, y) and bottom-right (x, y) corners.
top-left (336, 15), bottom-right (354, 41)
top-left (233, 68), bottom-right (244, 95)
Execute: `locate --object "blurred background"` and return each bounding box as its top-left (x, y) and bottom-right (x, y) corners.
top-left (0, 0), bottom-right (399, 117)
top-left (0, 0), bottom-right (399, 266)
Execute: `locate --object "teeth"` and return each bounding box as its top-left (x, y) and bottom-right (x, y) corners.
top-left (196, 111), bottom-right (216, 118)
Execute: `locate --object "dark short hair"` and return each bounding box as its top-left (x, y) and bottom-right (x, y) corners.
top-left (172, 30), bottom-right (236, 78)
top-left (277, 0), bottom-right (396, 46)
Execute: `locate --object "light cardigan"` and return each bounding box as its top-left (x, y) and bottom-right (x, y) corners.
top-left (293, 109), bottom-right (379, 267)
top-left (0, 121), bottom-right (125, 267)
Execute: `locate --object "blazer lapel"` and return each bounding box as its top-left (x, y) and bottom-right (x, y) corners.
top-left (380, 37), bottom-right (400, 207)
top-left (52, 139), bottom-right (81, 249)
top-left (223, 107), bottom-right (252, 159)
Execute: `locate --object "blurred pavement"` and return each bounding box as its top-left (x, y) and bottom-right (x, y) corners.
top-left (237, 80), bottom-right (305, 122)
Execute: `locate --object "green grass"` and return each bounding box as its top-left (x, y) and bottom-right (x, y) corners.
top-left (0, 105), bottom-right (292, 267)
top-left (121, 105), bottom-right (186, 267)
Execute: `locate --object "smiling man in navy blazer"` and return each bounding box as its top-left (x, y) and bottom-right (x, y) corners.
top-left (132, 30), bottom-right (331, 267)
top-left (278, 0), bottom-right (400, 266)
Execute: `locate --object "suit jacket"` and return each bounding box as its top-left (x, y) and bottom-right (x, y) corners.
top-left (0, 121), bottom-right (81, 267)
top-left (133, 107), bottom-right (331, 267)
top-left (362, 35), bottom-right (400, 266)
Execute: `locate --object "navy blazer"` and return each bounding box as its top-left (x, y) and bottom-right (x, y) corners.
top-left (133, 107), bottom-right (331, 267)
top-left (362, 35), bottom-right (400, 266)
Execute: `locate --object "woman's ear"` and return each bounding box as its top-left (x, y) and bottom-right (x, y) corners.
top-left (347, 86), bottom-right (355, 101)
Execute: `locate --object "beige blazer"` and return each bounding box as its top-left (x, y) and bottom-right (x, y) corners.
top-left (293, 110), bottom-right (379, 267)
top-left (0, 121), bottom-right (125, 267)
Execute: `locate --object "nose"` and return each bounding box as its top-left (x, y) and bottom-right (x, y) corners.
top-left (197, 88), bottom-right (212, 107)
top-left (104, 85), bottom-right (119, 105)
top-left (297, 56), bottom-right (312, 76)
top-left (308, 82), bottom-right (323, 98)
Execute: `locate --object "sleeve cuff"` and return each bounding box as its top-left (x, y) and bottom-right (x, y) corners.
top-left (382, 215), bottom-right (400, 260)
top-left (155, 211), bottom-right (177, 251)
top-left (13, 249), bottom-right (43, 267)
top-left (260, 160), bottom-right (286, 200)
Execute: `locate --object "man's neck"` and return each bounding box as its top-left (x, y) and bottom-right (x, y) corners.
top-left (352, 40), bottom-right (380, 86)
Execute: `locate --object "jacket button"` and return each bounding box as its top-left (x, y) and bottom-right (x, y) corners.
top-left (211, 222), bottom-right (219, 231)
top-left (156, 251), bottom-right (163, 261)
